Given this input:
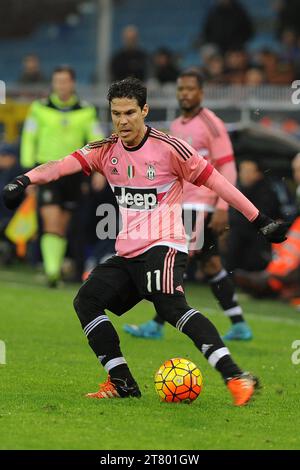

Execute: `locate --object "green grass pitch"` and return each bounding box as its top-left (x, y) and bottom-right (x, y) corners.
top-left (0, 268), bottom-right (300, 450)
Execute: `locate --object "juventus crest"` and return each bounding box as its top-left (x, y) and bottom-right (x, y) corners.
top-left (146, 165), bottom-right (156, 180)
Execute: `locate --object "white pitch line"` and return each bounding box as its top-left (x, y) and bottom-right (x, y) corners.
top-left (204, 306), bottom-right (300, 326)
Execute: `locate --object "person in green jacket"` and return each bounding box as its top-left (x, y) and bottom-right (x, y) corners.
top-left (21, 65), bottom-right (104, 286)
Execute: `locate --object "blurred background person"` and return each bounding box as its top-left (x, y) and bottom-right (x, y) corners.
top-left (276, 0), bottom-right (300, 39)
top-left (234, 152), bottom-right (300, 303)
top-left (279, 29), bottom-right (300, 64)
top-left (18, 54), bottom-right (47, 84)
top-left (20, 65), bottom-right (104, 286)
top-left (81, 173), bottom-right (119, 282)
top-left (0, 143), bottom-right (21, 231)
top-left (244, 67), bottom-right (266, 86)
top-left (201, 0), bottom-right (254, 54)
top-left (293, 153), bottom-right (300, 208)
top-left (226, 159), bottom-right (282, 273)
top-left (151, 47), bottom-right (179, 85)
top-left (255, 48), bottom-right (295, 84)
top-left (0, 143), bottom-right (21, 265)
top-left (223, 48), bottom-right (249, 84)
top-left (200, 45), bottom-right (226, 84)
top-left (203, 54), bottom-right (225, 84)
top-left (110, 25), bottom-right (148, 81)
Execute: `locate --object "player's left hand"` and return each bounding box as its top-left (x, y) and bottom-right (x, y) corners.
top-left (208, 209), bottom-right (229, 235)
top-left (252, 212), bottom-right (291, 243)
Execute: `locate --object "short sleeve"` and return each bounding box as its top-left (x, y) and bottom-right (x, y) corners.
top-left (170, 136), bottom-right (213, 185)
top-left (208, 119), bottom-right (235, 168)
top-left (71, 143), bottom-right (104, 175)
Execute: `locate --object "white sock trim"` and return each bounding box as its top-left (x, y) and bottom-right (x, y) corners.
top-left (84, 315), bottom-right (110, 336)
top-left (176, 309), bottom-right (198, 332)
top-left (207, 347), bottom-right (230, 367)
top-left (179, 311), bottom-right (199, 331)
top-left (223, 306), bottom-right (243, 317)
top-left (103, 357), bottom-right (127, 372)
top-left (209, 269), bottom-right (228, 284)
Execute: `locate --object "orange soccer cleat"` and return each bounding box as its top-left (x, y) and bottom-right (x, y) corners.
top-left (226, 372), bottom-right (259, 406)
top-left (86, 375), bottom-right (141, 399)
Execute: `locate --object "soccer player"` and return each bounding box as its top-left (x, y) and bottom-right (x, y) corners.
top-left (21, 65), bottom-right (104, 286)
top-left (3, 78), bottom-right (289, 405)
top-left (124, 69), bottom-right (253, 341)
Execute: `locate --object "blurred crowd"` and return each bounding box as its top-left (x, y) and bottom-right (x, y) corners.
top-left (15, 1), bottom-right (300, 87)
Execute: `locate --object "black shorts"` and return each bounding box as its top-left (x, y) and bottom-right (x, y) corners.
top-left (183, 209), bottom-right (219, 262)
top-left (38, 173), bottom-right (83, 211)
top-left (88, 245), bottom-right (188, 316)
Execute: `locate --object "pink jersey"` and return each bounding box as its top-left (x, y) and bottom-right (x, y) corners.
top-left (72, 126), bottom-right (212, 258)
top-left (170, 107), bottom-right (236, 212)
top-left (26, 127), bottom-right (259, 259)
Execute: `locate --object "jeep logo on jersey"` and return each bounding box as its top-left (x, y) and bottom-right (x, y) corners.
top-left (114, 187), bottom-right (157, 210)
top-left (146, 165), bottom-right (155, 180)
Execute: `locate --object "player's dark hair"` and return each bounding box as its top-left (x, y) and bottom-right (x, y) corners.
top-left (178, 69), bottom-right (204, 88)
top-left (52, 65), bottom-right (76, 80)
top-left (107, 77), bottom-right (147, 109)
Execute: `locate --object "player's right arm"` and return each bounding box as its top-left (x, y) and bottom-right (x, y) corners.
top-left (2, 142), bottom-right (105, 210)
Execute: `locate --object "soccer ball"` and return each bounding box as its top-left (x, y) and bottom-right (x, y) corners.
top-left (154, 357), bottom-right (203, 403)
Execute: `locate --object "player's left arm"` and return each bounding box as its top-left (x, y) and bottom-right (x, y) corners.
top-left (172, 141), bottom-right (290, 244)
top-left (199, 167), bottom-right (291, 244)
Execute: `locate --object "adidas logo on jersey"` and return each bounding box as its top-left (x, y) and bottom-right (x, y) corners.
top-left (114, 186), bottom-right (157, 210)
top-left (111, 167), bottom-right (119, 175)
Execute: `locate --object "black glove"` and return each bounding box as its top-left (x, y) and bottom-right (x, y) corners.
top-left (2, 175), bottom-right (31, 210)
top-left (252, 212), bottom-right (291, 243)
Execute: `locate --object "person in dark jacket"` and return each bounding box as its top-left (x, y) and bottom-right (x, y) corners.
top-left (277, 0), bottom-right (300, 37)
top-left (202, 0), bottom-right (253, 54)
top-left (226, 159), bottom-right (281, 272)
top-left (110, 25), bottom-right (148, 81)
top-left (232, 153), bottom-right (300, 303)
top-left (152, 48), bottom-right (179, 84)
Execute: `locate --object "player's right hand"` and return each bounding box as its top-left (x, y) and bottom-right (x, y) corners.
top-left (2, 175), bottom-right (31, 210)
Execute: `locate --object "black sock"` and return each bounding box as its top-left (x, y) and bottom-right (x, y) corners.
top-left (109, 364), bottom-right (136, 385)
top-left (215, 356), bottom-right (243, 381)
top-left (83, 315), bottom-right (136, 385)
top-left (179, 309), bottom-right (243, 381)
top-left (151, 295), bottom-right (243, 382)
top-left (208, 269), bottom-right (244, 324)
